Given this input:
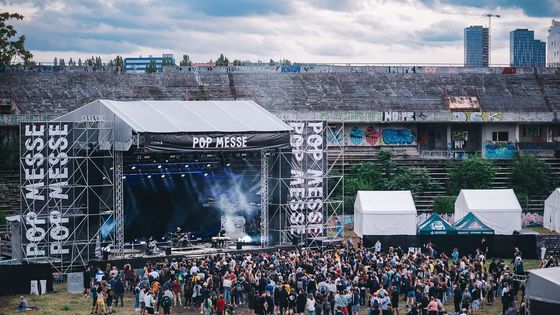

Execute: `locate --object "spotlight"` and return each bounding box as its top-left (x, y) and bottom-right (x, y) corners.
top-left (157, 165), bottom-right (162, 169)
top-left (147, 175), bottom-right (152, 178)
top-left (122, 176), bottom-right (126, 179)
top-left (110, 167), bottom-right (114, 170)
top-left (161, 174), bottom-right (165, 178)
top-left (165, 160), bottom-right (169, 162)
top-left (206, 164), bottom-right (211, 168)
top-left (184, 165), bottom-right (189, 168)
top-left (181, 174), bottom-right (185, 177)
top-left (204, 173), bottom-right (208, 176)
top-left (131, 166), bottom-right (136, 170)
top-left (226, 163), bottom-right (231, 167)
top-left (102, 176), bottom-right (107, 180)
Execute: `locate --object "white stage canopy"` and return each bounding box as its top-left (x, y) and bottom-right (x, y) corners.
top-left (526, 267), bottom-right (560, 305)
top-left (454, 189), bottom-right (522, 235)
top-left (544, 188), bottom-right (560, 233)
top-left (353, 190), bottom-right (417, 237)
top-left (54, 99), bottom-right (292, 151)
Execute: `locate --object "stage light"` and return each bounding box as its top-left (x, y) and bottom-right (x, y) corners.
top-left (147, 175), bottom-right (152, 178)
top-left (206, 164), bottom-right (211, 168)
top-left (165, 160), bottom-right (169, 162)
top-left (158, 165), bottom-right (162, 169)
top-left (181, 174), bottom-right (185, 177)
top-left (110, 167), bottom-right (114, 170)
top-left (102, 176), bottom-right (107, 180)
top-left (204, 173), bottom-right (208, 176)
top-left (131, 166), bottom-right (136, 170)
top-left (184, 165), bottom-right (189, 168)
top-left (122, 176), bottom-right (126, 179)
top-left (226, 163), bottom-right (231, 167)
top-left (161, 174), bottom-right (165, 178)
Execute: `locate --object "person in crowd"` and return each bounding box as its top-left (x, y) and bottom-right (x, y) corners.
top-left (144, 290), bottom-right (156, 315)
top-left (113, 276), bottom-right (124, 307)
top-left (305, 293), bottom-right (316, 315)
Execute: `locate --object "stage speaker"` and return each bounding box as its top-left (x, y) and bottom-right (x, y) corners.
top-left (165, 247), bottom-right (172, 256)
top-left (236, 242), bottom-right (242, 250)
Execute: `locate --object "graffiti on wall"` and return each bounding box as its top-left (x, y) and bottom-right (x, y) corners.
top-left (319, 111), bottom-right (415, 122)
top-left (326, 125), bottom-right (344, 145)
top-left (485, 142), bottom-right (516, 159)
top-left (453, 131), bottom-right (469, 149)
top-left (345, 125), bottom-right (416, 146)
top-left (452, 112), bottom-right (503, 122)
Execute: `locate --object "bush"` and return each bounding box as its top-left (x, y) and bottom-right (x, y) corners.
top-left (448, 155), bottom-right (496, 195)
top-left (511, 155), bottom-right (555, 197)
top-left (433, 196), bottom-right (456, 214)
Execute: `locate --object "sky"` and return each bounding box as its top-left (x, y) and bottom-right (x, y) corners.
top-left (3, 0), bottom-right (559, 65)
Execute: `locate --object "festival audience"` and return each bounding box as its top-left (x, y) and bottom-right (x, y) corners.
top-left (82, 238), bottom-right (551, 315)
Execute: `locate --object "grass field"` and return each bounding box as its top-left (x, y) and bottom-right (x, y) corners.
top-left (0, 259), bottom-right (541, 315)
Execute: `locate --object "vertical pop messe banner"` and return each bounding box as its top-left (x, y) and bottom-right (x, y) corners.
top-left (20, 122), bottom-right (73, 260)
top-left (288, 121), bottom-right (326, 241)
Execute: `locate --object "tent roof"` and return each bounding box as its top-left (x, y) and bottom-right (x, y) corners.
top-left (418, 213), bottom-right (457, 234)
top-left (453, 212), bottom-right (494, 234)
top-left (55, 99), bottom-right (292, 133)
top-left (459, 189), bottom-right (522, 212)
top-left (526, 267), bottom-right (560, 304)
top-left (355, 191), bottom-right (416, 214)
top-left (545, 188), bottom-right (560, 206)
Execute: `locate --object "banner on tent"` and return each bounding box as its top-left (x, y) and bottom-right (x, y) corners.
top-left (287, 121), bottom-right (326, 240)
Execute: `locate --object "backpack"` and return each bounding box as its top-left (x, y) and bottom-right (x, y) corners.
top-left (320, 285), bottom-right (327, 296)
top-left (371, 298), bottom-right (380, 310)
top-left (161, 296), bottom-right (172, 307)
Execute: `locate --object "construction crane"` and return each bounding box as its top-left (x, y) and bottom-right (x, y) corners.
top-left (485, 14), bottom-right (501, 66)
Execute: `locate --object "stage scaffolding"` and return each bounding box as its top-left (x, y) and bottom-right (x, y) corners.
top-left (19, 120), bottom-right (117, 273)
top-left (267, 122), bottom-right (344, 247)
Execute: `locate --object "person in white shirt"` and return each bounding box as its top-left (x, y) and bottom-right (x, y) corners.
top-left (190, 265), bottom-right (200, 275)
top-left (374, 241), bottom-right (381, 253)
top-left (95, 268), bottom-right (105, 284)
top-left (144, 291), bottom-right (156, 314)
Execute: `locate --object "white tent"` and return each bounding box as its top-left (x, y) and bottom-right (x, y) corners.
top-left (544, 188), bottom-right (560, 233)
top-left (454, 189), bottom-right (522, 235)
top-left (353, 190), bottom-right (417, 237)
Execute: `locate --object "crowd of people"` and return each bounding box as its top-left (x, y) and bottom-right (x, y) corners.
top-left (83, 238), bottom-right (548, 315)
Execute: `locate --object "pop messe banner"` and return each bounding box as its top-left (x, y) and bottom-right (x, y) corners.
top-left (287, 121), bottom-right (326, 240)
top-left (20, 122), bottom-right (74, 259)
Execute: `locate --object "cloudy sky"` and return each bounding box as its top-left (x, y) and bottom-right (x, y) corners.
top-left (4, 0), bottom-right (559, 65)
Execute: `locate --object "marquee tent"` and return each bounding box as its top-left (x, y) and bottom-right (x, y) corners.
top-left (525, 267), bottom-right (560, 314)
top-left (454, 189), bottom-right (522, 235)
top-left (417, 213), bottom-right (457, 235)
top-left (453, 212), bottom-right (494, 235)
top-left (354, 191), bottom-right (417, 237)
top-left (544, 188), bottom-right (560, 233)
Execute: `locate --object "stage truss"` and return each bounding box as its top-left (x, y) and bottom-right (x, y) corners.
top-left (267, 121), bottom-right (344, 247)
top-left (19, 120), bottom-right (117, 273)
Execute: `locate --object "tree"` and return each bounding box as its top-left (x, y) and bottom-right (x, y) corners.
top-left (511, 155), bottom-right (555, 197)
top-left (59, 58), bottom-right (65, 67)
top-left (78, 58), bottom-right (82, 67)
top-left (232, 59), bottom-right (243, 66)
top-left (95, 56), bottom-right (102, 68)
top-left (215, 53), bottom-right (229, 66)
top-left (145, 60), bottom-right (157, 73)
top-left (448, 155), bottom-right (496, 195)
top-left (68, 57), bottom-right (74, 66)
top-left (433, 196), bottom-right (456, 214)
top-left (280, 58), bottom-right (291, 65)
top-left (53, 57), bottom-right (58, 66)
top-left (341, 163), bottom-right (384, 213)
top-left (162, 55), bottom-right (175, 66)
top-left (180, 54), bottom-right (192, 66)
top-left (0, 12), bottom-right (33, 65)
top-left (113, 55), bottom-right (123, 68)
top-left (268, 58), bottom-right (275, 66)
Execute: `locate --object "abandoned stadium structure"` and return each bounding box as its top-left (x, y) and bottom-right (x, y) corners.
top-left (1, 64), bottom-right (560, 269)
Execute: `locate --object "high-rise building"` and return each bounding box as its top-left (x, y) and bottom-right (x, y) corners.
top-left (510, 29), bottom-right (546, 67)
top-left (464, 26), bottom-right (489, 67)
top-left (548, 19), bottom-right (560, 67)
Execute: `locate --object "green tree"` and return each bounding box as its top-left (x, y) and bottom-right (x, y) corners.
top-left (341, 163), bottom-right (384, 213)
top-left (433, 196), bottom-right (456, 214)
top-left (162, 55), bottom-right (175, 66)
top-left (511, 155), bottom-right (555, 197)
top-left (280, 58), bottom-right (291, 65)
top-left (448, 155), bottom-right (496, 195)
top-left (78, 58), bottom-right (82, 67)
top-left (145, 60), bottom-right (157, 73)
top-left (59, 58), bottom-right (65, 67)
top-left (113, 55), bottom-right (123, 68)
top-left (269, 58), bottom-right (275, 66)
top-left (0, 139), bottom-right (19, 170)
top-left (179, 54), bottom-right (192, 66)
top-left (215, 53), bottom-right (229, 66)
top-left (232, 59), bottom-right (243, 66)
top-left (53, 57), bottom-right (58, 66)
top-left (95, 56), bottom-right (102, 68)
top-left (0, 12), bottom-right (33, 65)
top-left (68, 57), bottom-right (74, 66)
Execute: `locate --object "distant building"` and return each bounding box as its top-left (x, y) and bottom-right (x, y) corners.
top-left (124, 54), bottom-right (175, 73)
top-left (548, 19), bottom-right (560, 67)
top-left (464, 26), bottom-right (489, 67)
top-left (510, 29), bottom-right (546, 67)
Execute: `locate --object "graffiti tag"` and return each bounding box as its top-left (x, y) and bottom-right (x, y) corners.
top-left (382, 129), bottom-right (416, 145)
